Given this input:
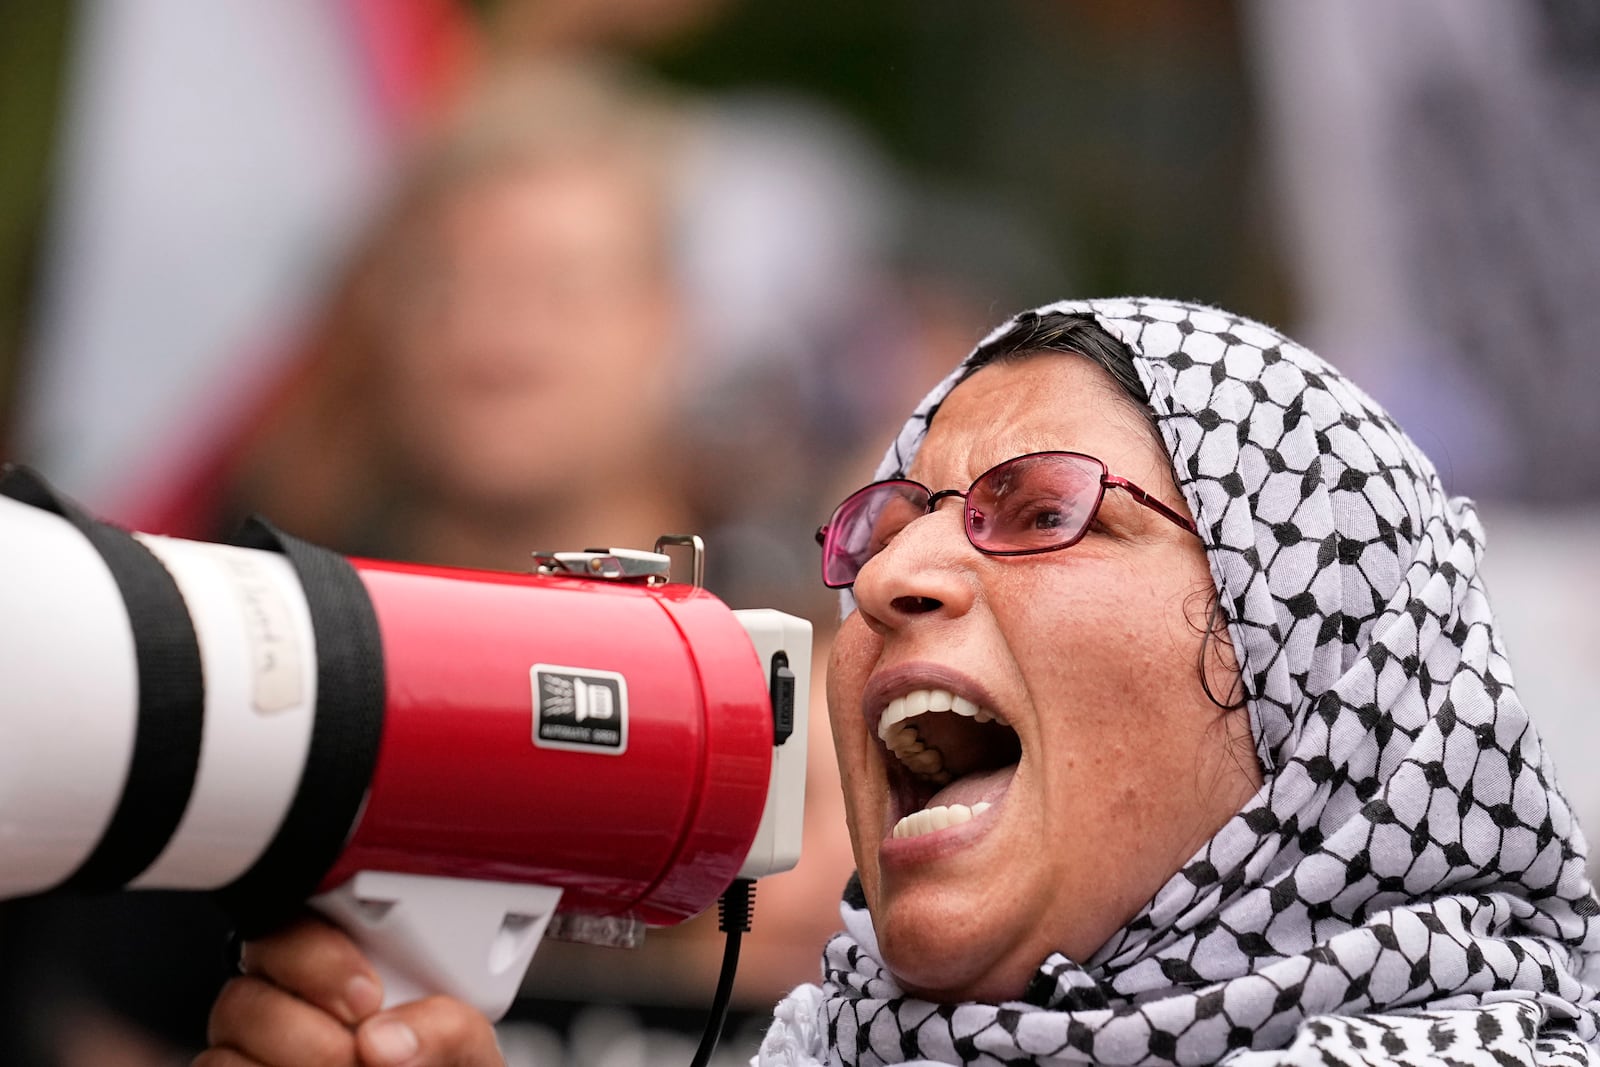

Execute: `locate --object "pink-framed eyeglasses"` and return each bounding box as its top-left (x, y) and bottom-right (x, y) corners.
top-left (815, 450), bottom-right (1199, 588)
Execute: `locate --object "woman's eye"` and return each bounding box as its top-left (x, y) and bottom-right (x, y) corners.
top-left (982, 494), bottom-right (1081, 543)
top-left (1009, 499), bottom-right (1070, 531)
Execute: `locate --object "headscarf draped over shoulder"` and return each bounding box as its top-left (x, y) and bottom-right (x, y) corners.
top-left (762, 298), bottom-right (1600, 1067)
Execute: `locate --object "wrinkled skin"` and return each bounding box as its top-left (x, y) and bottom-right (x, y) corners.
top-left (827, 354), bottom-right (1262, 1004)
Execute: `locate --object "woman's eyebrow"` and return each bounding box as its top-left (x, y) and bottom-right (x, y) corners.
top-left (965, 437), bottom-right (1067, 474)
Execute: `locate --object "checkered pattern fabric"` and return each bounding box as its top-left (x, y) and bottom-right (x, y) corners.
top-left (760, 298), bottom-right (1600, 1066)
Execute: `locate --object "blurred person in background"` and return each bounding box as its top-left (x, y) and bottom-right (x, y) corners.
top-left (225, 60), bottom-right (696, 571)
top-left (1, 55), bottom-right (872, 1066)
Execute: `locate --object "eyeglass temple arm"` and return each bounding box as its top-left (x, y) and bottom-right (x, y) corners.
top-left (1103, 476), bottom-right (1199, 536)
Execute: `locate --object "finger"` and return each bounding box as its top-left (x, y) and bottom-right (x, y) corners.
top-left (356, 997), bottom-right (502, 1067)
top-left (240, 915), bottom-right (384, 1025)
top-left (207, 974), bottom-right (359, 1067)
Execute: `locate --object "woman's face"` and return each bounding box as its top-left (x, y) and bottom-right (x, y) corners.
top-left (827, 354), bottom-right (1262, 1003)
top-left (380, 159), bottom-right (679, 509)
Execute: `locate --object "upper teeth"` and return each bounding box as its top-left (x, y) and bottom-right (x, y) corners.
top-left (877, 688), bottom-right (989, 739)
top-left (877, 688), bottom-right (995, 782)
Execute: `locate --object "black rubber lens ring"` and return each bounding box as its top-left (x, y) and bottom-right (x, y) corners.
top-left (0, 465), bottom-right (206, 893)
top-left (217, 518), bottom-right (385, 936)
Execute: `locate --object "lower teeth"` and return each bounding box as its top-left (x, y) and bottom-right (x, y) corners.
top-left (891, 801), bottom-right (992, 839)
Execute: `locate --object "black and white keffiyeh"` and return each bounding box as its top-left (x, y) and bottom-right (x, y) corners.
top-left (760, 298), bottom-right (1600, 1066)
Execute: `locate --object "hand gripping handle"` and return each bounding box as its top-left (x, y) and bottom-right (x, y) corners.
top-left (311, 871), bottom-right (563, 1019)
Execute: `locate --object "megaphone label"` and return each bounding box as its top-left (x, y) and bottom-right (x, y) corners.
top-left (530, 666), bottom-right (628, 754)
top-left (214, 549), bottom-right (307, 714)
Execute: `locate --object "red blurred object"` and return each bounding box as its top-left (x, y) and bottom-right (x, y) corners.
top-left (344, 0), bottom-right (477, 132)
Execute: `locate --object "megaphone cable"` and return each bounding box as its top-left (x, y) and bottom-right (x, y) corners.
top-left (691, 877), bottom-right (755, 1067)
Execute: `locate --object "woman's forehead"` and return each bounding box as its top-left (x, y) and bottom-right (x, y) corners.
top-left (909, 356), bottom-right (1168, 483)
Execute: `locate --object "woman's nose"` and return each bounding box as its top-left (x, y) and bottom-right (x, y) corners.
top-left (851, 505), bottom-right (975, 630)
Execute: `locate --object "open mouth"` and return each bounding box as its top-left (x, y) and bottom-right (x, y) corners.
top-left (877, 688), bottom-right (1022, 840)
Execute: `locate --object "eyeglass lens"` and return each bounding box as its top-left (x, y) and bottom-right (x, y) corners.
top-left (966, 452), bottom-right (1102, 551)
top-left (821, 452), bottom-right (1106, 587)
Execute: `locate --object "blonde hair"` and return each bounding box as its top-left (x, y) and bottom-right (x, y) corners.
top-left (225, 60), bottom-right (690, 548)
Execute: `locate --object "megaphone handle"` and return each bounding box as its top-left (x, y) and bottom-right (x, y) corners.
top-left (310, 870), bottom-right (563, 1021)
